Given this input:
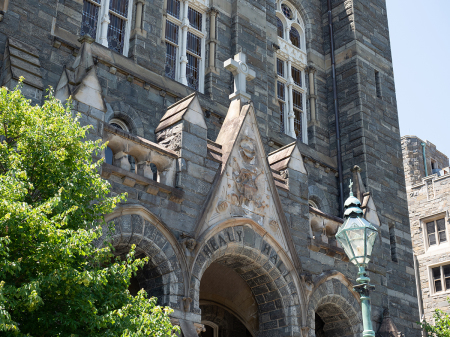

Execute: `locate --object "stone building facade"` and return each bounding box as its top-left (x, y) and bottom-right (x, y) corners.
top-left (402, 136), bottom-right (450, 324)
top-left (0, 0), bottom-right (420, 336)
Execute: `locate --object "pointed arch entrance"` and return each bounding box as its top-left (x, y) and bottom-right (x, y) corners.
top-left (190, 219), bottom-right (305, 337)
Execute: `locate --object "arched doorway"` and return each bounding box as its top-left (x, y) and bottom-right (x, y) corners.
top-left (307, 277), bottom-right (363, 337)
top-left (98, 210), bottom-right (186, 311)
top-left (191, 222), bottom-right (304, 337)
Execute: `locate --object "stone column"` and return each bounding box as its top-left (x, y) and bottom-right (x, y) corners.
top-left (179, 0), bottom-right (189, 85)
top-left (208, 8), bottom-right (219, 72)
top-left (308, 65), bottom-right (317, 122)
top-left (135, 0), bottom-right (145, 32)
top-left (100, 14), bottom-right (110, 47)
top-left (287, 59), bottom-right (296, 138)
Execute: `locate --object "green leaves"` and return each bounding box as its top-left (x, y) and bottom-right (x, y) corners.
top-left (420, 297), bottom-right (450, 337)
top-left (0, 83), bottom-right (179, 336)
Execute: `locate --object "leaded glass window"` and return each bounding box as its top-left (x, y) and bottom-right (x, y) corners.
top-left (277, 17), bottom-right (283, 38)
top-left (292, 67), bottom-right (301, 87)
top-left (277, 81), bottom-right (286, 133)
top-left (81, 0), bottom-right (100, 39)
top-left (165, 21), bottom-right (179, 80)
top-left (281, 4), bottom-right (293, 19)
top-left (188, 7), bottom-right (202, 31)
top-left (277, 59), bottom-right (284, 77)
top-left (167, 0), bottom-right (180, 18)
top-left (80, 0), bottom-right (131, 55)
top-left (293, 90), bottom-right (303, 139)
top-left (187, 52), bottom-right (200, 90)
top-left (290, 27), bottom-right (300, 48)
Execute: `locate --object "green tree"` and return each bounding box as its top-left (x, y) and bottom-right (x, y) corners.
top-left (420, 298), bottom-right (450, 337)
top-left (0, 82), bottom-right (179, 336)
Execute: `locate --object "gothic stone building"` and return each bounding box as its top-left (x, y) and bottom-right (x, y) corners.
top-left (402, 136), bottom-right (450, 324)
top-left (0, 0), bottom-right (420, 335)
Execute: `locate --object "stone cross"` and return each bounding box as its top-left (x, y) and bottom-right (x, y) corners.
top-left (224, 52), bottom-right (255, 102)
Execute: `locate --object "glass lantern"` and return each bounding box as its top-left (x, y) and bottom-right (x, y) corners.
top-left (335, 214), bottom-right (378, 267)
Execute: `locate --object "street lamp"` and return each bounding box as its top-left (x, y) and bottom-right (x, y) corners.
top-left (335, 180), bottom-right (378, 337)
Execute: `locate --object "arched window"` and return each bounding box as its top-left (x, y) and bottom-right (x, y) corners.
top-left (164, 0), bottom-right (207, 92)
top-left (109, 118), bottom-right (129, 132)
top-left (290, 27), bottom-right (300, 48)
top-left (277, 17), bottom-right (284, 38)
top-left (81, 0), bottom-right (133, 55)
top-left (275, 1), bottom-right (307, 144)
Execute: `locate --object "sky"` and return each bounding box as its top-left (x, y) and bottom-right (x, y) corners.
top-left (386, 0), bottom-right (450, 158)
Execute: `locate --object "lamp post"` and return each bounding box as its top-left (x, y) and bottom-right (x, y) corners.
top-left (335, 180), bottom-right (378, 337)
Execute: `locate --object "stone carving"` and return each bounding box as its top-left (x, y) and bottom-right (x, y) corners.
top-left (183, 297), bottom-right (192, 312)
top-left (194, 323), bottom-right (206, 335)
top-left (216, 200), bottom-right (228, 213)
top-left (280, 169), bottom-right (288, 179)
top-left (156, 124), bottom-right (182, 152)
top-left (269, 220), bottom-right (279, 231)
top-left (239, 136), bottom-right (256, 163)
top-left (181, 232), bottom-right (197, 251)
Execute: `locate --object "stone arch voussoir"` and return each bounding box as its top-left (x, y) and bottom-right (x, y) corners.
top-left (95, 212), bottom-right (184, 310)
top-left (191, 223), bottom-right (303, 337)
top-left (307, 277), bottom-right (363, 337)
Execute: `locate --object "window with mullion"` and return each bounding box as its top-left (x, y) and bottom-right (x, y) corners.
top-left (427, 218), bottom-right (447, 246)
top-left (432, 264), bottom-right (450, 293)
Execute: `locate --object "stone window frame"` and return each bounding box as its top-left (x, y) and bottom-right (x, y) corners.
top-left (81, 0), bottom-right (134, 56)
top-left (163, 0), bottom-right (208, 93)
top-left (201, 320), bottom-right (218, 337)
top-left (428, 260), bottom-right (450, 296)
top-left (275, 0), bottom-right (308, 144)
top-left (421, 211), bottom-right (449, 252)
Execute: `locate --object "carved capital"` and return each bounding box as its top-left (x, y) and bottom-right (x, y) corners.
top-left (307, 64), bottom-right (316, 73)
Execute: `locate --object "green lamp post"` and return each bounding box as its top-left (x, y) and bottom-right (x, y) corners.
top-left (335, 180), bottom-right (378, 337)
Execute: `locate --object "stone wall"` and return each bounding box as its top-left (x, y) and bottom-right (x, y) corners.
top-left (0, 0), bottom-right (421, 335)
top-left (403, 136), bottom-right (450, 322)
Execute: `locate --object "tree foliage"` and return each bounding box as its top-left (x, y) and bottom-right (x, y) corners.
top-left (420, 297), bottom-right (450, 337)
top-left (0, 82), bottom-right (179, 336)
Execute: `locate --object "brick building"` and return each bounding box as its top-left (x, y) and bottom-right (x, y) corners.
top-left (402, 136), bottom-right (450, 324)
top-left (0, 0), bottom-right (420, 335)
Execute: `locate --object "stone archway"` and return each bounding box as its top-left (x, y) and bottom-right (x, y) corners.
top-left (307, 277), bottom-right (363, 337)
top-left (190, 222), bottom-right (303, 337)
top-left (96, 209), bottom-right (186, 311)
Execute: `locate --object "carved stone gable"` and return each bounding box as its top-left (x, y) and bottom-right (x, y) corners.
top-left (197, 104), bottom-right (292, 256)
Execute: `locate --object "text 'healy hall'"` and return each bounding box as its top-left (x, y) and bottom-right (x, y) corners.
top-left (0, 0), bottom-right (420, 335)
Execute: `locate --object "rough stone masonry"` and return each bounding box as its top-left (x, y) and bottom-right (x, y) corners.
top-left (0, 0), bottom-right (420, 335)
